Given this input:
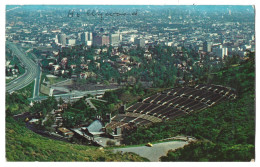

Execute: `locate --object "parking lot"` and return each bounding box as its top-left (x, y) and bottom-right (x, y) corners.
top-left (113, 141), bottom-right (188, 161)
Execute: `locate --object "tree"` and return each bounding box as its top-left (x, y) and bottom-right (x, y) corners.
top-left (58, 97), bottom-right (64, 105)
top-left (104, 80), bottom-right (110, 86)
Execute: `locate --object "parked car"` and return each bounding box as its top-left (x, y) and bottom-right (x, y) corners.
top-left (146, 143), bottom-right (153, 147)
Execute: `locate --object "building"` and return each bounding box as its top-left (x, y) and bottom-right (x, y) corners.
top-left (109, 33), bottom-right (121, 45)
top-left (81, 32), bottom-right (88, 43)
top-left (81, 32), bottom-right (93, 45)
top-left (203, 41), bottom-right (212, 52)
top-left (85, 120), bottom-right (104, 136)
top-left (93, 34), bottom-right (109, 46)
top-left (88, 32), bottom-right (93, 41)
top-left (58, 127), bottom-right (74, 138)
top-left (214, 47), bottom-right (228, 59)
top-left (58, 33), bottom-right (66, 46)
top-left (134, 38), bottom-right (145, 47)
top-left (66, 38), bottom-right (76, 46)
top-left (77, 32), bottom-right (82, 41)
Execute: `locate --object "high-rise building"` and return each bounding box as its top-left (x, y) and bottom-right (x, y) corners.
top-left (81, 32), bottom-right (93, 45)
top-left (109, 33), bottom-right (121, 45)
top-left (203, 41), bottom-right (212, 52)
top-left (214, 47), bottom-right (228, 59)
top-left (81, 32), bottom-right (88, 43)
top-left (77, 32), bottom-right (82, 41)
top-left (58, 33), bottom-right (66, 46)
top-left (88, 32), bottom-right (93, 41)
top-left (93, 34), bottom-right (109, 46)
top-left (134, 38), bottom-right (145, 48)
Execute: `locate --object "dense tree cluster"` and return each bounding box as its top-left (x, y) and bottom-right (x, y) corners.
top-left (37, 44), bottom-right (225, 89)
top-left (160, 141), bottom-right (254, 161)
top-left (6, 93), bottom-right (29, 116)
top-left (29, 96), bottom-right (58, 117)
top-left (62, 98), bottom-right (97, 127)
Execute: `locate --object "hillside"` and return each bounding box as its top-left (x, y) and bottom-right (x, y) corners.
top-left (6, 115), bottom-right (148, 161)
top-left (5, 52), bottom-right (255, 161)
top-left (123, 52), bottom-right (255, 161)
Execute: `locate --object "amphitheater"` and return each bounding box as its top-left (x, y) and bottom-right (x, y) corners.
top-left (106, 84), bottom-right (236, 130)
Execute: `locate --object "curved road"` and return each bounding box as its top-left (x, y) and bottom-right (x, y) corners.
top-left (6, 41), bottom-right (39, 93)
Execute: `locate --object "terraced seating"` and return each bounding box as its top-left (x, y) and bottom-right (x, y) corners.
top-left (126, 102), bottom-right (143, 112)
top-left (112, 115), bottom-right (126, 122)
top-left (105, 121), bottom-right (117, 128)
top-left (138, 113), bottom-right (162, 123)
top-left (213, 85), bottom-right (231, 92)
top-left (120, 116), bottom-right (136, 123)
top-left (174, 88), bottom-right (190, 96)
top-left (138, 119), bottom-right (153, 125)
top-left (189, 103), bottom-right (207, 111)
top-left (167, 110), bottom-right (186, 119)
top-left (154, 106), bottom-right (174, 116)
top-left (147, 105), bottom-right (167, 115)
top-left (195, 85), bottom-right (233, 97)
top-left (135, 103), bottom-right (151, 113)
top-left (143, 94), bottom-right (159, 103)
top-left (181, 87), bottom-right (199, 96)
top-left (184, 100), bottom-right (201, 108)
top-left (106, 121), bottom-right (126, 129)
top-left (211, 85), bottom-right (224, 92)
top-left (185, 89), bottom-right (202, 97)
top-left (177, 98), bottom-right (195, 106)
top-left (142, 104), bottom-right (160, 113)
top-left (124, 112), bottom-right (162, 123)
top-left (169, 97), bottom-right (188, 106)
top-left (200, 91), bottom-right (216, 99)
top-left (207, 93), bottom-right (224, 102)
top-left (152, 94), bottom-right (168, 103)
top-left (228, 93), bottom-right (237, 99)
top-left (189, 89), bottom-right (209, 99)
top-left (108, 84), bottom-right (236, 131)
top-left (215, 88), bottom-right (225, 94)
top-left (124, 112), bottom-right (141, 117)
top-left (158, 95), bottom-right (176, 104)
top-left (133, 118), bottom-right (146, 124)
top-left (163, 96), bottom-right (180, 105)
top-left (161, 89), bottom-right (172, 94)
top-left (159, 108), bottom-right (180, 117)
top-left (168, 87), bottom-right (183, 95)
top-left (194, 84), bottom-right (207, 90)
top-left (161, 109), bottom-right (185, 119)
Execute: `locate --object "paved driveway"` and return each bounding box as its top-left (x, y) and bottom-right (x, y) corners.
top-left (114, 141), bottom-right (188, 161)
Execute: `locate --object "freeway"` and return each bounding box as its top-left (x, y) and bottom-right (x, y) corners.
top-left (33, 59), bottom-right (42, 98)
top-left (6, 41), bottom-right (39, 93)
top-left (5, 41), bottom-right (116, 101)
top-left (6, 41), bottom-right (114, 102)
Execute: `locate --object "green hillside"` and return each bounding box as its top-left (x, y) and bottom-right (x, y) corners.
top-left (124, 52), bottom-right (255, 161)
top-left (6, 52), bottom-right (255, 161)
top-left (6, 115), bottom-right (148, 161)
top-left (5, 92), bottom-right (148, 162)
